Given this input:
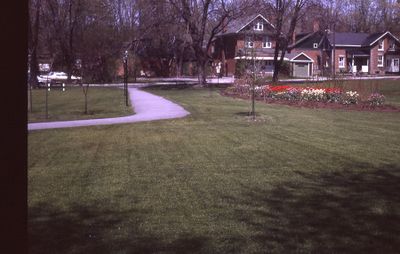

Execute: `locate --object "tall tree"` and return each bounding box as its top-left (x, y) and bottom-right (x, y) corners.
top-left (169, 0), bottom-right (249, 86)
top-left (268, 0), bottom-right (309, 82)
top-left (28, 0), bottom-right (42, 88)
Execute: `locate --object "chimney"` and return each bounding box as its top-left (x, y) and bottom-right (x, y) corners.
top-left (313, 19), bottom-right (320, 33)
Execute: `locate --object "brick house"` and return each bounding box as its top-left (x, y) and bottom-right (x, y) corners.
top-left (289, 30), bottom-right (400, 76)
top-left (212, 13), bottom-right (400, 78)
top-left (212, 14), bottom-right (331, 78)
top-left (211, 14), bottom-right (301, 77)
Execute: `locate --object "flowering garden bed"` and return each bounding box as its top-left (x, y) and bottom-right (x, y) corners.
top-left (222, 84), bottom-right (400, 112)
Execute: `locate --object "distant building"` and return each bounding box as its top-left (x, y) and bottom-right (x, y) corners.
top-left (211, 13), bottom-right (400, 78)
top-left (289, 31), bottom-right (400, 76)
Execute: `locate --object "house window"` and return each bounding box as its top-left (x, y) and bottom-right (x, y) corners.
top-left (254, 22), bottom-right (263, 31)
top-left (389, 40), bottom-right (396, 51)
top-left (338, 56), bottom-right (345, 68)
top-left (245, 36), bottom-right (254, 48)
top-left (377, 55), bottom-right (384, 67)
top-left (313, 43), bottom-right (318, 49)
top-left (378, 40), bottom-right (384, 51)
top-left (262, 36), bottom-right (272, 48)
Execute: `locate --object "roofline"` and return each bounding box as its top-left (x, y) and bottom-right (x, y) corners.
top-left (334, 44), bottom-right (362, 47)
top-left (236, 14), bottom-right (275, 33)
top-left (288, 32), bottom-right (316, 48)
top-left (290, 52), bottom-right (314, 62)
top-left (234, 56), bottom-right (290, 61)
top-left (369, 31), bottom-right (400, 46)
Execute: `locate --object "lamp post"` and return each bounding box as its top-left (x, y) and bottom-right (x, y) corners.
top-left (123, 50), bottom-right (129, 106)
top-left (28, 53), bottom-right (33, 113)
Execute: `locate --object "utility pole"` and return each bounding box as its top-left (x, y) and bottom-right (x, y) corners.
top-left (28, 53), bottom-right (33, 113)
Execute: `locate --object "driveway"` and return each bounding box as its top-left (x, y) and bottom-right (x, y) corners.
top-left (28, 87), bottom-right (190, 131)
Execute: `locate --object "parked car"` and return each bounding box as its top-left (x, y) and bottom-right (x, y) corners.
top-left (37, 72), bottom-right (82, 86)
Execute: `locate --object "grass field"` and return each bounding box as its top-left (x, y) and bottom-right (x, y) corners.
top-left (28, 81), bottom-right (400, 253)
top-left (28, 87), bottom-right (133, 123)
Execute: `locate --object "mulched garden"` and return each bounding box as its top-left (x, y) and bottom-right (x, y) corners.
top-left (221, 84), bottom-right (400, 112)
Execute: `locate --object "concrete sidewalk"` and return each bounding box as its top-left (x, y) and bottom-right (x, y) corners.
top-left (28, 88), bottom-right (190, 131)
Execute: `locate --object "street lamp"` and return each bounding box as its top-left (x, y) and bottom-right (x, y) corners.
top-left (28, 53), bottom-right (33, 113)
top-left (123, 50), bottom-right (129, 106)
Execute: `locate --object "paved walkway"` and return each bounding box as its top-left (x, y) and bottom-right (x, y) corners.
top-left (28, 88), bottom-right (190, 131)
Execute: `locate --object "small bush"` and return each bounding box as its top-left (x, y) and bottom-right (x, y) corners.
top-left (342, 91), bottom-right (360, 105)
top-left (367, 93), bottom-right (385, 106)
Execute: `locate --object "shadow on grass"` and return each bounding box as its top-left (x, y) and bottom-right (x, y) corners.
top-left (234, 112), bottom-right (261, 117)
top-left (29, 203), bottom-right (208, 254)
top-left (229, 163), bottom-right (400, 253)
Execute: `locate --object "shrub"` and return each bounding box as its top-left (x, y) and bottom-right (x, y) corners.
top-left (342, 91), bottom-right (360, 105)
top-left (325, 88), bottom-right (342, 103)
top-left (367, 93), bottom-right (385, 106)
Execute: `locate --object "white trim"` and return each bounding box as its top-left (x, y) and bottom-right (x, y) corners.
top-left (245, 36), bottom-right (254, 48)
top-left (378, 40), bottom-right (384, 51)
top-left (254, 22), bottom-right (263, 31)
top-left (290, 52), bottom-right (314, 62)
top-left (262, 36), bottom-right (272, 48)
top-left (334, 44), bottom-right (362, 47)
top-left (291, 59), bottom-right (313, 63)
top-left (377, 55), bottom-right (384, 67)
top-left (369, 31), bottom-right (400, 46)
top-left (236, 14), bottom-right (275, 33)
top-left (234, 56), bottom-right (290, 61)
top-left (338, 55), bottom-right (345, 68)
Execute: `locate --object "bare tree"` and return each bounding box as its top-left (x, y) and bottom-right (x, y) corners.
top-left (169, 0), bottom-right (250, 86)
top-left (268, 0), bottom-right (309, 83)
top-left (28, 0), bottom-right (42, 89)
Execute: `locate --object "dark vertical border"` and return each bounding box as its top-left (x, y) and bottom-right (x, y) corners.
top-left (0, 0), bottom-right (28, 253)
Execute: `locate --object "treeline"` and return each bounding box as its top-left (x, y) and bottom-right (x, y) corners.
top-left (28, 0), bottom-right (400, 86)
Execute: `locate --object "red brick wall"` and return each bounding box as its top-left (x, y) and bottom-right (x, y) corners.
top-left (333, 49), bottom-right (347, 73)
top-left (370, 37), bottom-right (390, 74)
top-left (213, 33), bottom-right (278, 76)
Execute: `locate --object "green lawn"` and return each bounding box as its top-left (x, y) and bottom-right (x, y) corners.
top-left (28, 84), bottom-right (400, 253)
top-left (28, 87), bottom-right (133, 123)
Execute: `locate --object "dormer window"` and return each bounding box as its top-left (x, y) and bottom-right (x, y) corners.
top-left (245, 36), bottom-right (254, 48)
top-left (378, 40), bottom-right (384, 51)
top-left (313, 43), bottom-right (318, 49)
top-left (263, 36), bottom-right (272, 48)
top-left (254, 22), bottom-right (263, 31)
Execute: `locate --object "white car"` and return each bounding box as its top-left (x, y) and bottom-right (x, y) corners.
top-left (37, 72), bottom-right (81, 85)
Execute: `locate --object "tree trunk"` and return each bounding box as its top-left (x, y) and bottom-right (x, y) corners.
top-left (197, 60), bottom-right (207, 86)
top-left (29, 0), bottom-right (41, 89)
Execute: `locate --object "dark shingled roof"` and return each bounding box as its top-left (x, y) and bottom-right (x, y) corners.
top-left (290, 31), bottom-right (324, 49)
top-left (217, 14), bottom-right (275, 36)
top-left (363, 33), bottom-right (385, 46)
top-left (327, 32), bottom-right (370, 46)
top-left (223, 16), bottom-right (256, 35)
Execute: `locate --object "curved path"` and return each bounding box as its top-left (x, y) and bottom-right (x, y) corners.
top-left (28, 87), bottom-right (190, 131)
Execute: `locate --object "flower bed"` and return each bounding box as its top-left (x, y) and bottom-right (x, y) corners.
top-left (222, 83), bottom-right (398, 112)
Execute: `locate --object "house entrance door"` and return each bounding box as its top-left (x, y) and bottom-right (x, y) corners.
top-left (387, 58), bottom-right (400, 72)
top-left (393, 59), bottom-right (399, 73)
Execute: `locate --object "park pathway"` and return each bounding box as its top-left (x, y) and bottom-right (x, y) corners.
top-left (28, 87), bottom-right (190, 131)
